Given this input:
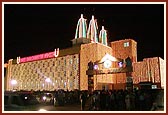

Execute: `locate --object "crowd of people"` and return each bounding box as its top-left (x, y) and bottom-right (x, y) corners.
top-left (80, 89), bottom-right (155, 111)
top-left (32, 88), bottom-right (163, 111)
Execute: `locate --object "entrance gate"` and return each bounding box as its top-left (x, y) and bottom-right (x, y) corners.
top-left (86, 57), bottom-right (133, 92)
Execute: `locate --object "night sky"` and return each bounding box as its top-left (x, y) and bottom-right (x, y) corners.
top-left (4, 3), bottom-right (164, 63)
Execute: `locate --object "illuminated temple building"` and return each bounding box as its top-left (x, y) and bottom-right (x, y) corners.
top-left (4, 14), bottom-right (165, 91)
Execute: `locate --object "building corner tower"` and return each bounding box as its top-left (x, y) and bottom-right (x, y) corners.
top-left (110, 39), bottom-right (137, 90)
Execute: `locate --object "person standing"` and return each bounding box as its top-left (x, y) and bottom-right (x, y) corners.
top-left (80, 92), bottom-right (86, 110)
top-left (125, 92), bottom-right (131, 111)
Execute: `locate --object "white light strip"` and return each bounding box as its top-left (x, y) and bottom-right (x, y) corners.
top-left (2, 2), bottom-right (166, 113)
top-left (2, 2), bottom-right (166, 5)
top-left (163, 2), bottom-right (166, 113)
top-left (2, 110), bottom-right (166, 113)
top-left (2, 2), bottom-right (5, 112)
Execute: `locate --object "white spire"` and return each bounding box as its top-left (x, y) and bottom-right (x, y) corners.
top-left (75, 14), bottom-right (87, 39)
top-left (99, 26), bottom-right (107, 45)
top-left (87, 15), bottom-right (98, 43)
top-left (102, 26), bottom-right (104, 30)
top-left (81, 14), bottom-right (83, 18)
top-left (92, 15), bottom-right (94, 20)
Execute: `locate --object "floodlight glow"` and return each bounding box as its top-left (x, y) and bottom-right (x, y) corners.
top-left (43, 96), bottom-right (46, 100)
top-left (118, 62), bottom-right (123, 67)
top-left (38, 109), bottom-right (47, 111)
top-left (11, 80), bottom-right (17, 85)
top-left (45, 78), bottom-right (51, 83)
top-left (103, 60), bottom-right (112, 68)
top-left (94, 64), bottom-right (99, 70)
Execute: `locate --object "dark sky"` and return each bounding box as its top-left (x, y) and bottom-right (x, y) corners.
top-left (4, 4), bottom-right (164, 63)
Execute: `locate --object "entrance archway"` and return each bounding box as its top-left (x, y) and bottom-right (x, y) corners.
top-left (86, 55), bottom-right (133, 91)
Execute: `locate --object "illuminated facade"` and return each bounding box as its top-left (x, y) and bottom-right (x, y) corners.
top-left (6, 49), bottom-right (80, 91)
top-left (132, 57), bottom-right (165, 89)
top-left (5, 14), bottom-right (164, 91)
top-left (110, 39), bottom-right (137, 90)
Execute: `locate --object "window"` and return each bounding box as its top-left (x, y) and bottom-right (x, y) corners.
top-left (151, 85), bottom-right (157, 89)
top-left (70, 59), bottom-right (73, 64)
top-left (55, 67), bottom-right (57, 71)
top-left (64, 60), bottom-right (66, 65)
top-left (74, 64), bottom-right (76, 70)
top-left (70, 71), bottom-right (72, 76)
top-left (58, 60), bottom-right (60, 65)
top-left (124, 42), bottom-right (129, 47)
top-left (58, 72), bottom-right (60, 77)
top-left (64, 71), bottom-right (66, 76)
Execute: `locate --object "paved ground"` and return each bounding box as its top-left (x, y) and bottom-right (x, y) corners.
top-left (37, 103), bottom-right (81, 111)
